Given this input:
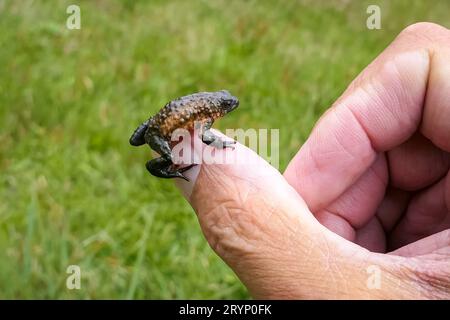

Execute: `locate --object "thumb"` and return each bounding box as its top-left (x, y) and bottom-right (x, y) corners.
top-left (173, 130), bottom-right (401, 299)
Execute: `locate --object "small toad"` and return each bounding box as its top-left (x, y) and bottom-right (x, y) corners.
top-left (129, 90), bottom-right (239, 180)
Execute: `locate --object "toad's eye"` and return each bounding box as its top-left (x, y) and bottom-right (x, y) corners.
top-left (222, 97), bottom-right (239, 112)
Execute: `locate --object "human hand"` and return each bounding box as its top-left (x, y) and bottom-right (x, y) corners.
top-left (176, 23), bottom-right (450, 299)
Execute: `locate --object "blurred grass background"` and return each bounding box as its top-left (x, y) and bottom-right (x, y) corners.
top-left (0, 0), bottom-right (448, 299)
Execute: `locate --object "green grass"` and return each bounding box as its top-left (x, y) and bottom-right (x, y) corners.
top-left (0, 0), bottom-right (448, 299)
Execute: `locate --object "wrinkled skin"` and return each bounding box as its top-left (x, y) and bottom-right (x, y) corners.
top-left (175, 23), bottom-right (450, 299)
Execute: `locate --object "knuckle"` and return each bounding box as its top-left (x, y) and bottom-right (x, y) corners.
top-left (405, 259), bottom-right (450, 298)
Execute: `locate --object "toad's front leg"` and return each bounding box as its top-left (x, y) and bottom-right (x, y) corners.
top-left (199, 119), bottom-right (236, 149)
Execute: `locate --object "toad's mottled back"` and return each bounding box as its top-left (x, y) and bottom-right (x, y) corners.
top-left (148, 91), bottom-right (236, 139)
top-left (130, 90), bottom-right (239, 180)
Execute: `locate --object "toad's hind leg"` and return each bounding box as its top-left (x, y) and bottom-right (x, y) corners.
top-left (146, 158), bottom-right (195, 181)
top-left (129, 121), bottom-right (149, 146)
top-left (146, 134), bottom-right (196, 181)
top-left (148, 134), bottom-right (172, 160)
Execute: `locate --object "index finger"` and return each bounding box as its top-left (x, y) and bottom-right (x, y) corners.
top-left (284, 22), bottom-right (450, 212)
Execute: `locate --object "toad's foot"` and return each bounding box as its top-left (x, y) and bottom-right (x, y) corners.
top-left (146, 158), bottom-right (197, 181)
